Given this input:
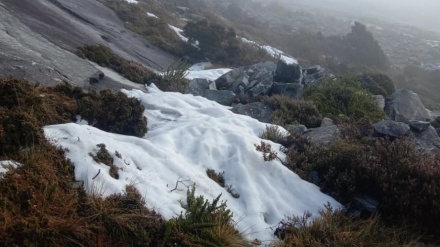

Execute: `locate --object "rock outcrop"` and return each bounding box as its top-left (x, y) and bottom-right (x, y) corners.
top-left (374, 120), bottom-right (410, 138)
top-left (231, 102), bottom-right (273, 123)
top-left (386, 89), bottom-right (432, 123)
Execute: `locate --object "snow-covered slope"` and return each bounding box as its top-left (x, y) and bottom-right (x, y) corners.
top-left (44, 86), bottom-right (340, 242)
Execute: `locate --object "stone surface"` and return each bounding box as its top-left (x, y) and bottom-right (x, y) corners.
top-left (386, 89), bottom-right (432, 123)
top-left (374, 120), bottom-right (410, 138)
top-left (320, 117), bottom-right (335, 127)
top-left (231, 102), bottom-right (273, 123)
top-left (269, 82), bottom-right (304, 99)
top-left (285, 124), bottom-right (308, 134)
top-left (410, 126), bottom-right (440, 153)
top-left (350, 194), bottom-right (380, 216)
top-left (373, 95), bottom-right (385, 111)
top-left (274, 60), bottom-right (302, 84)
top-left (304, 125), bottom-right (341, 147)
top-left (409, 120), bottom-right (431, 132)
top-left (185, 78), bottom-right (211, 96)
top-left (215, 61), bottom-right (276, 95)
top-left (203, 90), bottom-right (236, 106)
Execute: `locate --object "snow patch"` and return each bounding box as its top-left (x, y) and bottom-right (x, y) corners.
top-left (124, 0), bottom-right (138, 4)
top-left (240, 37), bottom-right (298, 64)
top-left (146, 12), bottom-right (158, 19)
top-left (169, 25), bottom-right (188, 42)
top-left (44, 87), bottom-right (340, 242)
top-left (0, 160), bottom-right (21, 178)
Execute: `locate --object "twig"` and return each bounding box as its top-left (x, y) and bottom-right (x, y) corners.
top-left (92, 169), bottom-right (101, 180)
top-left (169, 177), bottom-right (191, 192)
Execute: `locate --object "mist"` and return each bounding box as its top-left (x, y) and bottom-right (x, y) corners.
top-left (275, 0), bottom-right (440, 33)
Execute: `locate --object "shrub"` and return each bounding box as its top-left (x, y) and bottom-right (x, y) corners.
top-left (153, 61), bottom-right (190, 92)
top-left (262, 96), bottom-right (322, 128)
top-left (274, 205), bottom-right (417, 247)
top-left (78, 89), bottom-right (148, 137)
top-left (304, 78), bottom-right (385, 121)
top-left (286, 135), bottom-right (440, 239)
top-left (361, 73), bottom-right (396, 97)
top-left (165, 186), bottom-right (248, 246)
top-left (90, 144), bottom-right (119, 179)
top-left (76, 45), bottom-right (158, 84)
top-left (207, 169), bottom-right (225, 187)
top-left (260, 125), bottom-right (287, 144)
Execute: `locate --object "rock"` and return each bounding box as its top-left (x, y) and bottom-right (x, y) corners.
top-left (349, 194), bottom-right (380, 217)
top-left (274, 60), bottom-right (302, 84)
top-left (386, 89), bottom-right (432, 123)
top-left (373, 95), bottom-right (385, 111)
top-left (203, 90), bottom-right (236, 106)
top-left (231, 102), bottom-right (273, 123)
top-left (302, 66), bottom-right (325, 84)
top-left (307, 171), bottom-right (320, 185)
top-left (320, 117), bottom-right (334, 127)
top-left (269, 82), bottom-right (303, 99)
top-left (374, 120), bottom-right (410, 138)
top-left (304, 125), bottom-right (341, 147)
top-left (185, 78), bottom-right (211, 96)
top-left (285, 124), bottom-right (308, 134)
top-left (89, 71), bottom-right (104, 84)
top-left (409, 120), bottom-right (431, 132)
top-left (410, 126), bottom-right (440, 153)
top-left (436, 128), bottom-right (440, 137)
top-left (215, 61), bottom-right (276, 96)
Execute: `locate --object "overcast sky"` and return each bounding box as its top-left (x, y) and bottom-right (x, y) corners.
top-left (285, 0), bottom-right (440, 33)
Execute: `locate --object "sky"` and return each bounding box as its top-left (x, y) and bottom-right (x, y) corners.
top-left (282, 0), bottom-right (440, 33)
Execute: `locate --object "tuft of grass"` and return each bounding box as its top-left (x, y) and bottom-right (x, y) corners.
top-left (90, 144), bottom-right (119, 179)
top-left (152, 60), bottom-right (190, 92)
top-left (260, 125), bottom-right (287, 144)
top-left (207, 169), bottom-right (225, 188)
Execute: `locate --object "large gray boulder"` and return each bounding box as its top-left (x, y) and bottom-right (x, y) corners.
top-left (203, 90), bottom-right (236, 106)
top-left (185, 78), bottom-right (213, 96)
top-left (274, 60), bottom-right (302, 84)
top-left (386, 89), bottom-right (432, 123)
top-left (269, 82), bottom-right (304, 99)
top-left (231, 102), bottom-right (273, 123)
top-left (409, 120), bottom-right (431, 132)
top-left (374, 120), bottom-right (410, 138)
top-left (215, 61), bottom-right (276, 96)
top-left (410, 126), bottom-right (440, 153)
top-left (304, 125), bottom-right (341, 147)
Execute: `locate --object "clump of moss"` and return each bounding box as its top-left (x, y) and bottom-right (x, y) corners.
top-left (90, 144), bottom-right (119, 179)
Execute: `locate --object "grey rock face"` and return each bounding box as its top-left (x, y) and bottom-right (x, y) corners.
top-left (373, 95), bottom-right (385, 111)
top-left (203, 90), bottom-right (236, 106)
top-left (286, 124), bottom-right (308, 134)
top-left (304, 125), bottom-right (341, 147)
top-left (350, 194), bottom-right (380, 216)
top-left (436, 128), bottom-right (440, 137)
top-left (185, 78), bottom-right (211, 96)
top-left (215, 61), bottom-right (276, 96)
top-left (270, 82), bottom-right (304, 99)
top-left (411, 126), bottom-right (440, 154)
top-left (409, 120), bottom-right (431, 132)
top-left (386, 89), bottom-right (432, 123)
top-left (374, 120), bottom-right (410, 138)
top-left (231, 102), bottom-right (273, 123)
top-left (320, 117), bottom-right (335, 127)
top-left (274, 60), bottom-right (302, 84)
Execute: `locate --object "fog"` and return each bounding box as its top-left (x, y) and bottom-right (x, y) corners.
top-left (276, 0), bottom-right (440, 33)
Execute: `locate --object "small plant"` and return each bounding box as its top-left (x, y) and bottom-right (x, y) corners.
top-left (90, 144), bottom-right (119, 179)
top-left (262, 96), bottom-right (322, 128)
top-left (207, 169), bottom-right (225, 187)
top-left (255, 141), bottom-right (279, 162)
top-left (260, 125), bottom-right (286, 144)
top-left (226, 185), bottom-right (240, 199)
top-left (154, 60), bottom-right (190, 92)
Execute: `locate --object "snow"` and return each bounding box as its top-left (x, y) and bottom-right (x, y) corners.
top-left (240, 37), bottom-right (298, 64)
top-left (146, 12), bottom-right (158, 19)
top-left (169, 25), bottom-right (188, 42)
top-left (124, 0), bottom-right (138, 3)
top-left (0, 160), bottom-right (21, 178)
top-left (184, 62), bottom-right (231, 81)
top-left (44, 86), bottom-right (340, 242)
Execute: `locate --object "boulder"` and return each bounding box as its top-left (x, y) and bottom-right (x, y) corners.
top-left (320, 117), bottom-right (334, 127)
top-left (349, 194), bottom-right (380, 217)
top-left (216, 61), bottom-right (276, 96)
top-left (410, 126), bottom-right (440, 154)
top-left (386, 89), bottom-right (432, 123)
top-left (89, 71), bottom-right (104, 84)
top-left (231, 102), bottom-right (273, 123)
top-left (304, 125), bottom-right (341, 147)
top-left (269, 82), bottom-right (303, 99)
top-left (274, 60), bottom-right (302, 84)
top-left (409, 120), bottom-right (431, 132)
top-left (373, 95), bottom-right (385, 111)
top-left (203, 90), bottom-right (236, 106)
top-left (185, 78), bottom-right (212, 96)
top-left (436, 128), bottom-right (440, 137)
top-left (374, 120), bottom-right (410, 138)
top-left (285, 124), bottom-right (308, 134)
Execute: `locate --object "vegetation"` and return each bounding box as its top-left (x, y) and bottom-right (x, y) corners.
top-left (304, 78), bottom-right (385, 121)
top-left (262, 96), bottom-right (322, 128)
top-left (207, 169), bottom-right (225, 188)
top-left (76, 45), bottom-right (158, 84)
top-left (90, 144), bottom-right (119, 179)
top-left (152, 60), bottom-right (190, 92)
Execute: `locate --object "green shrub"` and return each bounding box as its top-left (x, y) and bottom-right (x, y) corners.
top-left (165, 186), bottom-right (248, 246)
top-left (304, 78), bottom-right (385, 121)
top-left (262, 96), bottom-right (322, 128)
top-left (207, 169), bottom-right (225, 187)
top-left (153, 61), bottom-right (189, 92)
top-left (260, 125), bottom-right (287, 143)
top-left (361, 73), bottom-right (396, 97)
top-left (78, 89), bottom-right (148, 137)
top-left (90, 144), bottom-right (119, 179)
